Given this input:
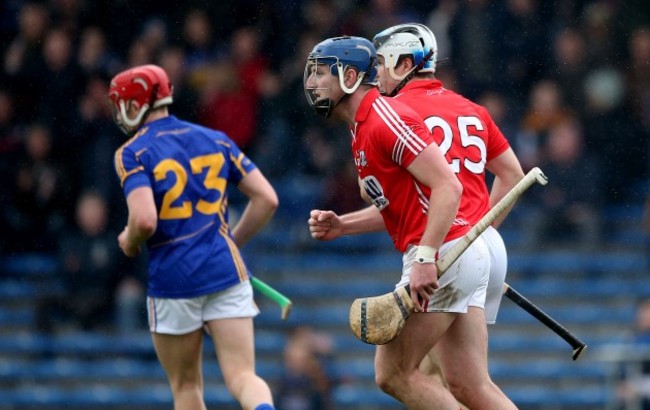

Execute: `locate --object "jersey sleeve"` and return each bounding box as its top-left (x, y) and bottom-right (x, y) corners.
top-left (114, 144), bottom-right (151, 196)
top-left (214, 133), bottom-right (257, 185)
top-left (478, 105), bottom-right (510, 161)
top-left (377, 100), bottom-right (435, 169)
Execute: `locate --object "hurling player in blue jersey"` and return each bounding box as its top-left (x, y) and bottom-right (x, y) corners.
top-left (109, 64), bottom-right (278, 410)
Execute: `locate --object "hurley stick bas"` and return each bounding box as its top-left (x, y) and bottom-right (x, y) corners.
top-left (251, 276), bottom-right (293, 320)
top-left (349, 167), bottom-right (549, 345)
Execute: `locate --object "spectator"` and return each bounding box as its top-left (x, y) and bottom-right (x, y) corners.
top-left (550, 26), bottom-right (589, 114)
top-left (300, 0), bottom-right (344, 40)
top-left (477, 90), bottom-right (519, 141)
top-left (616, 298), bottom-right (650, 409)
top-left (35, 190), bottom-right (122, 333)
top-left (448, 0), bottom-right (506, 99)
top-left (527, 118), bottom-right (602, 250)
top-left (0, 90), bottom-right (21, 177)
top-left (77, 26), bottom-right (120, 78)
top-left (501, 0), bottom-right (548, 105)
top-left (515, 79), bottom-right (573, 171)
top-left (355, 0), bottom-right (419, 38)
top-left (3, 2), bottom-right (50, 124)
top-left (425, 0), bottom-right (459, 62)
top-left (2, 123), bottom-right (67, 253)
top-left (626, 26), bottom-right (650, 132)
top-left (158, 46), bottom-right (199, 122)
top-left (581, 67), bottom-right (647, 203)
top-left (198, 25), bottom-right (268, 150)
top-left (580, 1), bottom-right (622, 68)
top-left (37, 27), bottom-right (86, 159)
top-left (71, 74), bottom-right (124, 213)
top-left (181, 9), bottom-right (218, 70)
top-left (276, 327), bottom-right (334, 410)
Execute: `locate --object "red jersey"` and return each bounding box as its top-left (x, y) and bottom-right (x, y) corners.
top-left (352, 88), bottom-right (471, 253)
top-left (395, 80), bottom-right (510, 225)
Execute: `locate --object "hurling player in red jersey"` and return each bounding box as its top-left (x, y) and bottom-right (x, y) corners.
top-left (304, 36), bottom-right (495, 409)
top-left (109, 65), bottom-right (277, 410)
top-left (373, 23), bottom-right (523, 409)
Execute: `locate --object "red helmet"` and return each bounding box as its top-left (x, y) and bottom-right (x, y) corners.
top-left (108, 64), bottom-right (173, 134)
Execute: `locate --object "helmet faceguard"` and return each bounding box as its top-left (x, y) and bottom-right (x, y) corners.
top-left (108, 64), bottom-right (173, 135)
top-left (304, 36), bottom-right (378, 117)
top-left (373, 23), bottom-right (438, 96)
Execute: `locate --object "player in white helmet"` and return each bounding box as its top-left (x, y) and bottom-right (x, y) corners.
top-left (304, 35), bottom-right (518, 409)
top-left (373, 22), bottom-right (524, 409)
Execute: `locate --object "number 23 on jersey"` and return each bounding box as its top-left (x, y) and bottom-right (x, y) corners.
top-left (154, 153), bottom-right (227, 220)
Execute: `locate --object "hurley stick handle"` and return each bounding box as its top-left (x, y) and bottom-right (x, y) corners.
top-left (436, 167), bottom-right (548, 273)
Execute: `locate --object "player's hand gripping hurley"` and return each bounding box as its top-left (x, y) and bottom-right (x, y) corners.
top-left (349, 167), bottom-right (549, 345)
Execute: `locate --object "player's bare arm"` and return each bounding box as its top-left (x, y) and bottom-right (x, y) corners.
top-left (407, 143), bottom-right (462, 310)
top-left (120, 186), bottom-right (157, 257)
top-left (486, 148), bottom-right (525, 228)
top-left (308, 206), bottom-right (385, 241)
top-left (231, 168), bottom-right (279, 247)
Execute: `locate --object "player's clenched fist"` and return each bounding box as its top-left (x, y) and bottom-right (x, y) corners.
top-left (117, 226), bottom-right (141, 257)
top-left (308, 209), bottom-right (342, 241)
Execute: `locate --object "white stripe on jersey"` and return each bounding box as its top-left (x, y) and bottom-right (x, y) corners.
top-left (392, 139), bottom-right (405, 164)
top-left (372, 97), bottom-right (426, 164)
top-left (374, 97), bottom-right (426, 162)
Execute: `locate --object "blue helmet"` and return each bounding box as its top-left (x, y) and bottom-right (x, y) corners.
top-left (304, 36), bottom-right (378, 117)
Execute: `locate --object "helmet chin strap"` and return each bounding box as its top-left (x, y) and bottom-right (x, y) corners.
top-left (389, 66), bottom-right (411, 82)
top-left (314, 68), bottom-right (364, 118)
top-left (386, 48), bottom-right (435, 97)
top-left (119, 100), bottom-right (150, 131)
top-left (118, 84), bottom-right (160, 134)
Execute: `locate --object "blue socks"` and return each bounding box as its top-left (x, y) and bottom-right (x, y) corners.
top-left (254, 404), bottom-right (274, 410)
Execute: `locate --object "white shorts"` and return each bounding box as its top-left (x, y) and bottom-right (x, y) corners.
top-left (396, 236), bottom-right (490, 313)
top-left (147, 281), bottom-right (259, 335)
top-left (468, 226), bottom-right (508, 324)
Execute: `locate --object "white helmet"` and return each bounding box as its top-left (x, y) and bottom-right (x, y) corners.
top-left (372, 23), bottom-right (438, 91)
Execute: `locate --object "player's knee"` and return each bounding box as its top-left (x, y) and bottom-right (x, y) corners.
top-left (446, 377), bottom-right (472, 402)
top-left (375, 367), bottom-right (404, 396)
top-left (447, 375), bottom-right (494, 403)
top-left (169, 375), bottom-right (202, 397)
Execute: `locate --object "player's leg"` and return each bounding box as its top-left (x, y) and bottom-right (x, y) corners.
top-left (420, 226), bottom-right (506, 407)
top-left (434, 306), bottom-right (517, 410)
top-left (148, 296), bottom-right (209, 410)
top-left (432, 233), bottom-right (515, 410)
top-left (205, 281), bottom-right (274, 410)
top-left (434, 234), bottom-right (515, 408)
top-left (418, 350), bottom-right (447, 387)
top-left (152, 329), bottom-right (206, 410)
top-left (378, 238), bottom-right (490, 409)
top-left (419, 351), bottom-right (470, 410)
top-left (374, 311), bottom-right (459, 410)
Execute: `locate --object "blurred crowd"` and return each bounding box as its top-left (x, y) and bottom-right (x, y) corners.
top-left (0, 0), bottom-right (648, 336)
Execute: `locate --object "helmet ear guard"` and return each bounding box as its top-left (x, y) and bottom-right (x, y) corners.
top-left (336, 61), bottom-right (370, 94)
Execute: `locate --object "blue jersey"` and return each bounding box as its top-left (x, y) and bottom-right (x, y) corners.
top-left (114, 116), bottom-right (256, 298)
